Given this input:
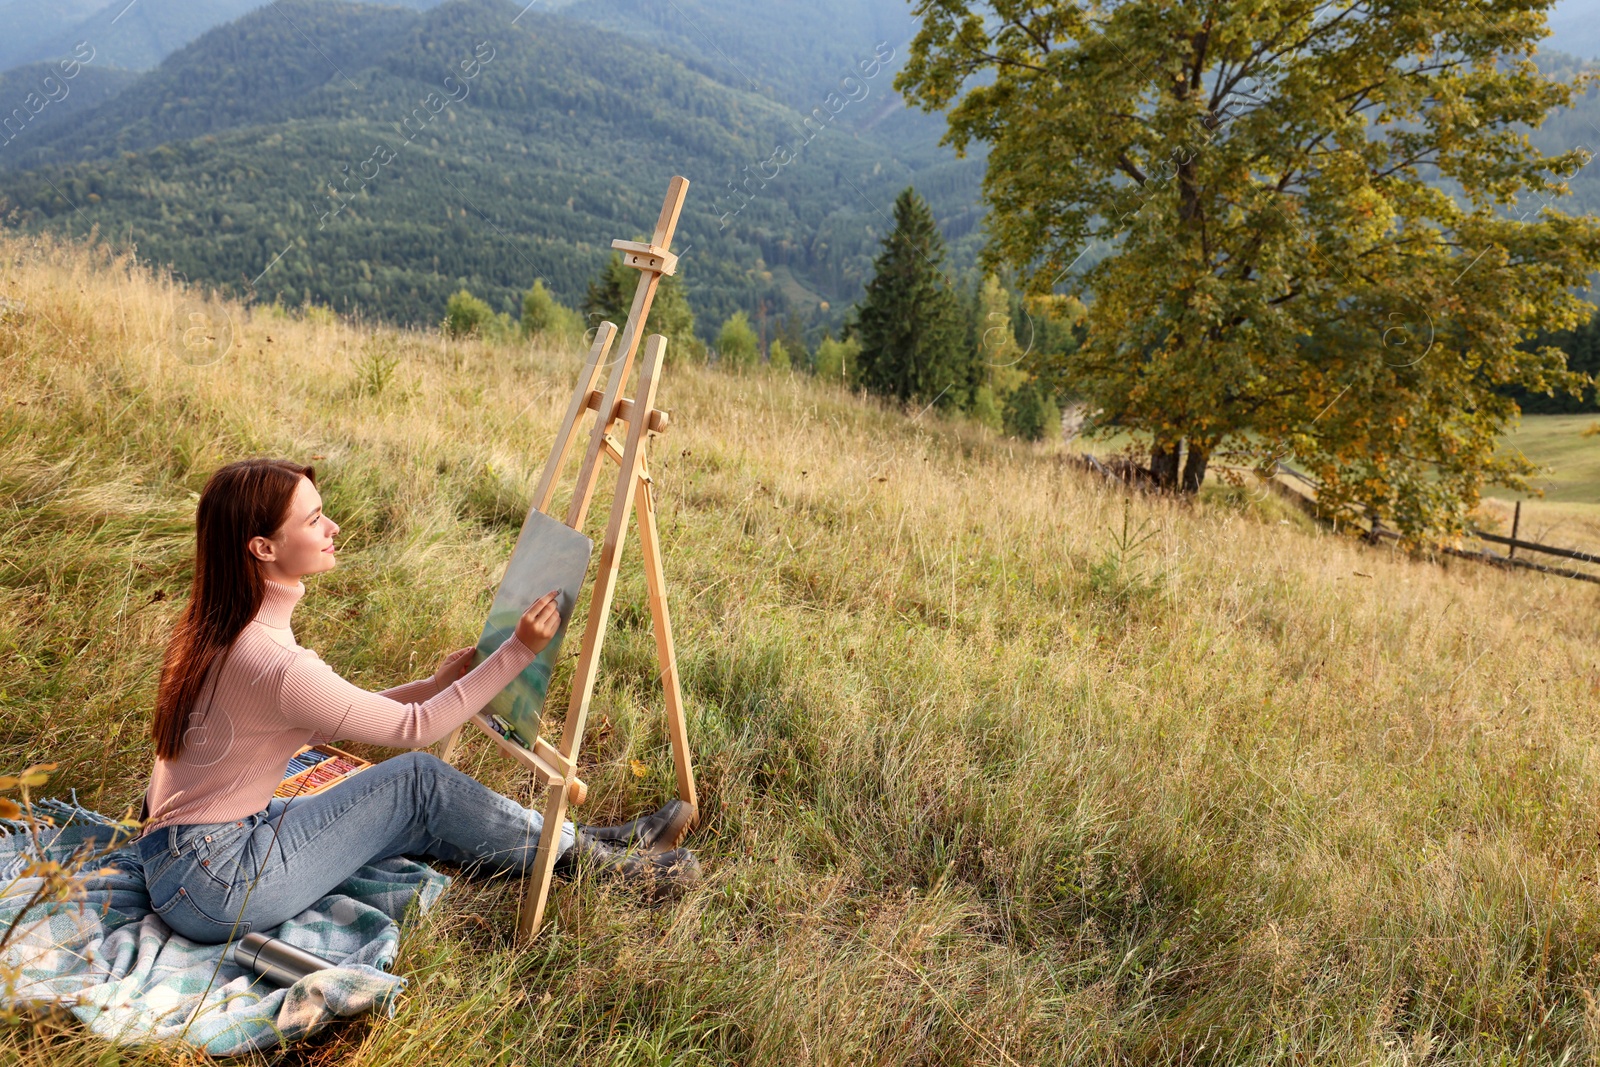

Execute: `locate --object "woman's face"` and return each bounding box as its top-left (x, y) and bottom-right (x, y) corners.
top-left (247, 476), bottom-right (340, 584)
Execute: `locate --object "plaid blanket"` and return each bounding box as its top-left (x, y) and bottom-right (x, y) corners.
top-left (1, 797), bottom-right (450, 1056)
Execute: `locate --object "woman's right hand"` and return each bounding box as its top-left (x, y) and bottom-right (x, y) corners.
top-left (514, 590), bottom-right (562, 654)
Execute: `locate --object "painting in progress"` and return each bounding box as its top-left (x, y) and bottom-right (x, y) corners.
top-left (473, 508), bottom-right (594, 745)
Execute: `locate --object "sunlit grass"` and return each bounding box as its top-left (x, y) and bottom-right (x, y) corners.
top-left (3, 233), bottom-right (1600, 1063)
top-left (1495, 413), bottom-right (1600, 506)
top-left (1481, 414), bottom-right (1600, 557)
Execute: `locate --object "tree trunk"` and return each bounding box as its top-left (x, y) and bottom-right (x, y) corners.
top-left (1149, 441), bottom-right (1180, 490)
top-left (1180, 441), bottom-right (1209, 493)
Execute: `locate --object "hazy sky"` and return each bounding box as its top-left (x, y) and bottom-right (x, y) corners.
top-left (1549, 0), bottom-right (1600, 59)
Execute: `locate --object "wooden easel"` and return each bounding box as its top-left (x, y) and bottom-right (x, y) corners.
top-left (438, 176), bottom-right (697, 939)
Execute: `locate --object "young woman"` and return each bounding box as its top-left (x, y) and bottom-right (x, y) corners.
top-left (132, 458), bottom-right (698, 944)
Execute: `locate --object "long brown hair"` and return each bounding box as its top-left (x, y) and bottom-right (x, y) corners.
top-left (152, 458), bottom-right (316, 760)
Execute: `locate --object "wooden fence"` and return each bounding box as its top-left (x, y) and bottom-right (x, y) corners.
top-left (1067, 452), bottom-right (1600, 585)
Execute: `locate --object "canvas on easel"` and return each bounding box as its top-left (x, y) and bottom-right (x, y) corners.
top-left (472, 509), bottom-right (592, 746)
top-left (435, 175), bottom-right (698, 940)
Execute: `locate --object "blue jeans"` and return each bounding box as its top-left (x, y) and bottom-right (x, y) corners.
top-left (133, 752), bottom-right (576, 943)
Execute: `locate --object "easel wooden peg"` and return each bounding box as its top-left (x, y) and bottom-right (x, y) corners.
top-left (437, 177), bottom-right (697, 941)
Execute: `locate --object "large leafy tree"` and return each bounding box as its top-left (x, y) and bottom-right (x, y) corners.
top-left (857, 188), bottom-right (973, 408)
top-left (1514, 309), bottom-right (1600, 413)
top-left (897, 0), bottom-right (1600, 534)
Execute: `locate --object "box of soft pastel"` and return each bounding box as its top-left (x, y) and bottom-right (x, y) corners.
top-left (273, 744), bottom-right (373, 799)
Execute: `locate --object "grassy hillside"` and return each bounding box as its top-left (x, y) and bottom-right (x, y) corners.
top-left (1479, 414), bottom-right (1600, 559)
top-left (1497, 414), bottom-right (1600, 506)
top-left (4, 233), bottom-right (1600, 1063)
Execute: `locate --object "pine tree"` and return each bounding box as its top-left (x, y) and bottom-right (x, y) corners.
top-left (856, 188), bottom-right (968, 408)
top-left (1003, 380), bottom-right (1059, 442)
top-left (585, 251), bottom-right (702, 364)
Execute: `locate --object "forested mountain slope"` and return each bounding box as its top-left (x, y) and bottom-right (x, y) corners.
top-left (0, 0), bottom-right (974, 332)
top-left (565, 0), bottom-right (914, 112)
top-left (564, 0), bottom-right (987, 238)
top-left (0, 62), bottom-right (143, 158)
top-left (2, 4), bottom-right (420, 167)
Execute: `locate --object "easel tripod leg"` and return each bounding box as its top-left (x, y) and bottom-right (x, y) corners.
top-left (518, 779), bottom-right (572, 939)
top-left (436, 727), bottom-right (463, 764)
top-left (634, 470), bottom-right (697, 811)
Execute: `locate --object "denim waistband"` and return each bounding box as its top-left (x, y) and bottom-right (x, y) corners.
top-left (135, 816), bottom-right (253, 862)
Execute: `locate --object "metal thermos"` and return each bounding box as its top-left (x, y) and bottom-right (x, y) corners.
top-left (229, 931), bottom-right (338, 987)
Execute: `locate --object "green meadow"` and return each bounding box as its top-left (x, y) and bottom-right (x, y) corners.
top-left (1480, 415), bottom-right (1600, 557)
top-left (4, 236), bottom-right (1600, 1064)
top-left (1500, 414), bottom-right (1600, 506)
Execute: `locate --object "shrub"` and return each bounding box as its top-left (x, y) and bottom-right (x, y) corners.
top-left (520, 280), bottom-right (583, 340)
top-left (970, 384), bottom-right (1003, 431)
top-left (443, 288), bottom-right (500, 339)
top-left (585, 252), bottom-right (701, 365)
top-left (768, 338), bottom-right (792, 373)
top-left (813, 335), bottom-right (860, 384)
top-left (1002, 379), bottom-right (1060, 441)
top-left (717, 311), bottom-right (759, 373)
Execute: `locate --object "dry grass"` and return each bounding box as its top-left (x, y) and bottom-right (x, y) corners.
top-left (1480, 413), bottom-right (1600, 562)
top-left (2, 232), bottom-right (1600, 1064)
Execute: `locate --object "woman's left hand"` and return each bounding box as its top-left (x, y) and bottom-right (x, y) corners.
top-left (431, 646), bottom-right (478, 689)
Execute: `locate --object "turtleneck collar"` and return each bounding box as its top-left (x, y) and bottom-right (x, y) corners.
top-left (255, 578), bottom-right (306, 629)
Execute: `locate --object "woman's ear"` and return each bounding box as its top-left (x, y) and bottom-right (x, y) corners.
top-left (246, 534), bottom-right (276, 564)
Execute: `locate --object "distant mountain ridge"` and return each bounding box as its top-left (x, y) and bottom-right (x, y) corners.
top-left (2, 3), bottom-right (422, 166)
top-left (563, 0), bottom-right (980, 185)
top-left (0, 0), bottom-right (105, 71)
top-left (0, 0), bottom-right (447, 74)
top-left (563, 0), bottom-right (915, 111)
top-left (0, 0), bottom-right (984, 336)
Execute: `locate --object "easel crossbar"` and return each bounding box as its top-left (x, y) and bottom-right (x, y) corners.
top-left (583, 389), bottom-right (670, 434)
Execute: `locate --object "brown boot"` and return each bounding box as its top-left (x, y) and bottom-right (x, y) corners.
top-left (559, 834), bottom-right (701, 889)
top-left (576, 799), bottom-right (696, 853)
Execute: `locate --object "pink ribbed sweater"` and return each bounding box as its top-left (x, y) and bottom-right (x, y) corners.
top-left (142, 578), bottom-right (537, 834)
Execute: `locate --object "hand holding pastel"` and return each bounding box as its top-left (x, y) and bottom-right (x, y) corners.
top-left (514, 590), bottom-right (562, 654)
